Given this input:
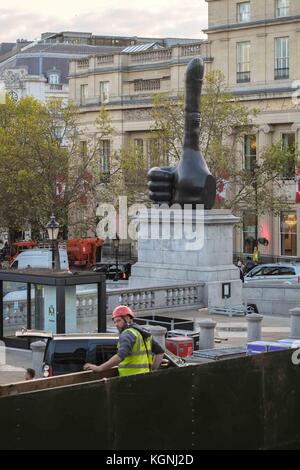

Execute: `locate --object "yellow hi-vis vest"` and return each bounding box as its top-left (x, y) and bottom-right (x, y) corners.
top-left (118, 327), bottom-right (152, 377)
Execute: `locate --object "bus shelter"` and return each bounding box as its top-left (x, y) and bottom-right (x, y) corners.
top-left (0, 269), bottom-right (106, 348)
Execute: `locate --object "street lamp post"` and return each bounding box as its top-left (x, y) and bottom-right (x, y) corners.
top-left (112, 234), bottom-right (120, 282)
top-left (46, 214), bottom-right (60, 270)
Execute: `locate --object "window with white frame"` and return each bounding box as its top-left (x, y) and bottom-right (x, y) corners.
top-left (134, 138), bottom-right (144, 157)
top-left (54, 126), bottom-right (64, 142)
top-left (134, 79), bottom-right (160, 92)
top-left (237, 2), bottom-right (251, 22)
top-left (281, 211), bottom-right (297, 256)
top-left (243, 211), bottom-right (257, 254)
top-left (146, 138), bottom-right (160, 168)
top-left (281, 133), bottom-right (295, 179)
top-left (244, 135), bottom-right (257, 171)
top-left (275, 37), bottom-right (289, 79)
top-left (99, 81), bottom-right (109, 104)
top-left (49, 73), bottom-right (60, 85)
top-left (100, 140), bottom-right (110, 174)
top-left (237, 42), bottom-right (251, 83)
top-left (276, 0), bottom-right (289, 18)
top-left (80, 141), bottom-right (87, 157)
top-left (80, 84), bottom-right (88, 105)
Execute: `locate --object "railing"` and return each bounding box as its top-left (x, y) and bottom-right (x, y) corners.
top-left (77, 59), bottom-right (89, 70)
top-left (237, 71), bottom-right (251, 83)
top-left (130, 49), bottom-right (172, 63)
top-left (96, 55), bottom-right (114, 66)
top-left (275, 68), bottom-right (289, 80)
top-left (3, 282), bottom-right (204, 331)
top-left (179, 43), bottom-right (204, 57)
top-left (49, 84), bottom-right (63, 91)
top-left (73, 42), bottom-right (212, 74)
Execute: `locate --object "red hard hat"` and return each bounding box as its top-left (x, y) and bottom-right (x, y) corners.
top-left (112, 305), bottom-right (134, 319)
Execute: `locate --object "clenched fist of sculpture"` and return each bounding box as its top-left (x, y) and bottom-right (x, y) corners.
top-left (148, 57), bottom-right (216, 209)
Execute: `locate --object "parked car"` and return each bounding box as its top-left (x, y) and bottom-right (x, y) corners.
top-left (244, 263), bottom-right (300, 284)
top-left (91, 262), bottom-right (131, 280)
top-left (15, 330), bottom-right (184, 377)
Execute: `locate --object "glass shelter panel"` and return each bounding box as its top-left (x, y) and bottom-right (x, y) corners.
top-left (76, 284), bottom-right (98, 333)
top-left (3, 282), bottom-right (28, 338)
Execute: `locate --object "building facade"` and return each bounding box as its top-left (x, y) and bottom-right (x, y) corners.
top-left (68, 40), bottom-right (209, 151)
top-left (69, 6), bottom-right (300, 260)
top-left (0, 31), bottom-right (170, 103)
top-left (0, 33), bottom-right (127, 103)
top-left (205, 0), bottom-right (300, 260)
top-left (68, 40), bottom-right (210, 237)
top-left (1, 33), bottom-right (186, 243)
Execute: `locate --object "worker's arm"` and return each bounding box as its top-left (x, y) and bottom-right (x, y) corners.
top-left (152, 353), bottom-right (164, 370)
top-left (84, 330), bottom-right (136, 373)
top-left (84, 354), bottom-right (122, 373)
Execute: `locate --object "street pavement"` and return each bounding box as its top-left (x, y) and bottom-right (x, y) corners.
top-left (0, 309), bottom-right (293, 385)
top-left (107, 308), bottom-right (292, 347)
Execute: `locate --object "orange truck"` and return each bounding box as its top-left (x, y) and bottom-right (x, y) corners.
top-left (66, 238), bottom-right (104, 270)
top-left (8, 238), bottom-right (104, 270)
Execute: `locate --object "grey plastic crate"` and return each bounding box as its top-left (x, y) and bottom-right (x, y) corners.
top-left (192, 346), bottom-right (247, 360)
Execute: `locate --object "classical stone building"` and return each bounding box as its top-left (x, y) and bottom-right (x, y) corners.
top-left (68, 41), bottom-right (211, 236)
top-left (0, 31), bottom-right (168, 103)
top-left (68, 40), bottom-right (209, 152)
top-left (0, 32), bottom-right (176, 243)
top-left (69, 2), bottom-right (300, 260)
top-left (205, 0), bottom-right (300, 260)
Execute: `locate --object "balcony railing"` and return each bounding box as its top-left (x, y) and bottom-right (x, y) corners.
top-left (96, 55), bottom-right (114, 66)
top-left (130, 49), bottom-right (172, 64)
top-left (179, 43), bottom-right (203, 57)
top-left (77, 59), bottom-right (89, 70)
top-left (237, 71), bottom-right (251, 83)
top-left (275, 67), bottom-right (289, 80)
top-left (49, 84), bottom-right (63, 91)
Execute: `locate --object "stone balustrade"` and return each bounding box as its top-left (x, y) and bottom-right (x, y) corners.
top-left (107, 284), bottom-right (204, 314)
top-left (3, 283), bottom-right (204, 330)
top-left (129, 48), bottom-right (172, 63)
top-left (71, 42), bottom-right (213, 77)
top-left (77, 59), bottom-right (89, 70)
top-left (179, 43), bottom-right (205, 57)
top-left (96, 54), bottom-right (114, 66)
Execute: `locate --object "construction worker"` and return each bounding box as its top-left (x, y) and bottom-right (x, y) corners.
top-left (83, 305), bottom-right (165, 376)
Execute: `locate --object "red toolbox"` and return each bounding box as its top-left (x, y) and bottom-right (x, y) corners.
top-left (165, 336), bottom-right (194, 357)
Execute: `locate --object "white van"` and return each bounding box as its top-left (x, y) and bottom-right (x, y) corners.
top-left (10, 249), bottom-right (69, 270)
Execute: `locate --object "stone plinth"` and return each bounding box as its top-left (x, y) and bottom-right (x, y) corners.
top-left (129, 209), bottom-right (242, 308)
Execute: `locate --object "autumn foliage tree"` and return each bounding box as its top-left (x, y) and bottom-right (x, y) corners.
top-left (0, 96), bottom-right (113, 240)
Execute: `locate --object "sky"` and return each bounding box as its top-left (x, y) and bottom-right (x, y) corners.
top-left (0, 0), bottom-right (208, 43)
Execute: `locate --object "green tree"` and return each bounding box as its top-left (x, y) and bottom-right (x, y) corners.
top-left (0, 96), bottom-right (114, 240)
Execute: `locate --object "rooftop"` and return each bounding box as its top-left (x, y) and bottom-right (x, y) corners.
top-left (0, 269), bottom-right (105, 285)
